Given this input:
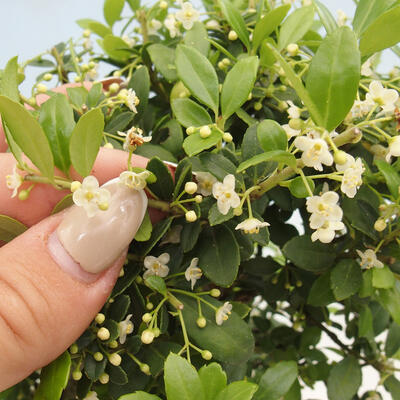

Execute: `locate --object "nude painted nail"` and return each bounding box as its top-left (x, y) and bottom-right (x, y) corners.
top-left (54, 178), bottom-right (147, 274)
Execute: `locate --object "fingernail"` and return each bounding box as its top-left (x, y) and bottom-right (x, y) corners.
top-left (48, 178), bottom-right (147, 279)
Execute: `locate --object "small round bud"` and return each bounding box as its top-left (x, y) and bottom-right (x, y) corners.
top-left (287, 43), bottom-right (299, 57)
top-left (222, 58), bottom-right (231, 66)
top-left (146, 302), bottom-right (154, 310)
top-left (185, 182), bottom-right (198, 194)
top-left (69, 344), bottom-right (78, 354)
top-left (254, 102), bottom-right (262, 111)
top-left (142, 313), bottom-right (152, 323)
top-left (36, 83), bottom-right (48, 93)
top-left (223, 132), bottom-right (233, 142)
top-left (108, 340), bottom-right (118, 349)
top-left (160, 0), bottom-right (168, 9)
top-left (72, 371), bottom-right (82, 381)
top-left (271, 276), bottom-right (278, 285)
top-left (374, 219), bottom-right (387, 232)
top-left (197, 317), bottom-right (207, 328)
top-left (109, 83), bottom-right (120, 93)
top-left (108, 353), bottom-right (122, 366)
top-left (88, 61), bottom-right (96, 69)
top-left (289, 118), bottom-right (302, 130)
top-left (293, 321), bottom-right (302, 330)
top-left (210, 289), bottom-right (221, 297)
top-left (43, 73), bottom-right (53, 81)
top-left (199, 125), bottom-right (211, 138)
top-left (228, 30), bottom-right (238, 41)
top-left (296, 280), bottom-right (303, 287)
top-left (81, 64), bottom-right (89, 72)
top-left (185, 210), bottom-right (197, 222)
top-left (98, 202), bottom-right (109, 211)
top-left (136, 276), bottom-right (143, 284)
top-left (247, 92), bottom-right (253, 101)
top-left (94, 352), bottom-right (104, 361)
top-left (141, 329), bottom-right (155, 344)
top-left (334, 150), bottom-right (348, 165)
top-left (97, 327), bottom-right (110, 341)
top-left (186, 126), bottom-right (196, 135)
top-left (83, 29), bottom-right (91, 38)
top-left (201, 350), bottom-right (212, 360)
top-left (95, 313), bottom-right (105, 324)
top-left (218, 61), bottom-right (225, 70)
top-left (284, 282), bottom-right (291, 290)
top-left (74, 76), bottom-right (82, 83)
top-left (18, 190), bottom-right (30, 201)
top-left (113, 70), bottom-right (122, 77)
top-left (279, 85), bottom-right (287, 92)
top-left (104, 142), bottom-right (114, 149)
top-left (233, 207), bottom-right (242, 216)
top-left (27, 97), bottom-right (37, 107)
top-left (140, 363), bottom-right (151, 375)
top-left (153, 327), bottom-right (161, 337)
top-left (278, 101), bottom-right (288, 112)
top-left (99, 373), bottom-right (109, 384)
top-left (195, 195), bottom-right (203, 203)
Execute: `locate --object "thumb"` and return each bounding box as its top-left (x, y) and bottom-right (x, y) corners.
top-left (0, 179), bottom-right (147, 390)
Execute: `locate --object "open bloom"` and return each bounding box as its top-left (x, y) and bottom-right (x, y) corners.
top-left (386, 136), bottom-right (400, 162)
top-left (235, 218), bottom-right (270, 234)
top-left (118, 314), bottom-right (134, 344)
top-left (6, 165), bottom-right (23, 198)
top-left (350, 99), bottom-right (370, 119)
top-left (143, 253), bottom-right (170, 279)
top-left (147, 19), bottom-right (162, 35)
top-left (294, 136), bottom-right (333, 171)
top-left (84, 392), bottom-right (99, 400)
top-left (216, 302), bottom-right (232, 326)
top-left (361, 58), bottom-right (373, 77)
top-left (122, 35), bottom-right (136, 47)
top-left (311, 219), bottom-right (345, 243)
top-left (164, 14), bottom-right (180, 38)
top-left (337, 9), bottom-right (348, 26)
top-left (72, 176), bottom-right (111, 218)
top-left (185, 258), bottom-right (202, 290)
top-left (336, 155), bottom-right (365, 198)
top-left (356, 249), bottom-right (384, 269)
top-left (175, 2), bottom-right (199, 30)
top-left (282, 124), bottom-right (301, 139)
top-left (212, 174), bottom-right (240, 215)
top-left (121, 89), bottom-right (140, 113)
top-left (365, 80), bottom-right (399, 114)
top-left (120, 170), bottom-right (150, 190)
top-left (287, 100), bottom-right (301, 119)
top-left (306, 191), bottom-right (343, 224)
top-left (196, 171), bottom-right (217, 196)
top-left (118, 126), bottom-right (151, 151)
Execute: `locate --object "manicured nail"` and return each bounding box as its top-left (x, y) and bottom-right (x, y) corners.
top-left (50, 178), bottom-right (147, 277)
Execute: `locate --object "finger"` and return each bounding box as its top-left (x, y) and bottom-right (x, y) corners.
top-left (0, 178), bottom-right (146, 390)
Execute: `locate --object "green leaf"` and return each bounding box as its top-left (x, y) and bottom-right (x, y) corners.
top-left (105, 111), bottom-right (135, 134)
top-left (109, 294), bottom-right (130, 321)
top-left (373, 265), bottom-right (395, 289)
top-left (376, 285), bottom-right (400, 325)
top-left (0, 95), bottom-right (54, 180)
top-left (175, 45), bottom-right (219, 114)
top-left (181, 221), bottom-right (201, 253)
top-left (69, 108), bottom-right (104, 177)
top-left (104, 0), bottom-right (125, 27)
top-left (173, 158), bottom-right (192, 200)
top-left (147, 44), bottom-right (178, 82)
top-left (358, 306), bottom-right (373, 338)
top-left (184, 21), bottom-right (210, 56)
top-left (179, 295), bottom-right (254, 364)
top-left (216, 382), bottom-right (258, 400)
top-left (360, 269), bottom-right (374, 298)
top-left (84, 355), bottom-right (107, 381)
top-left (0, 56), bottom-right (19, 102)
top-left (208, 203), bottom-right (234, 226)
top-left (118, 393), bottom-right (161, 400)
top-left (254, 361), bottom-right (298, 400)
top-left (145, 276), bottom-right (167, 296)
top-left (353, 0), bottom-right (397, 37)
top-left (135, 143), bottom-right (177, 163)
top-left (66, 87), bottom-right (88, 110)
top-left (0, 215), bottom-right (27, 242)
top-left (283, 235), bottom-right (335, 272)
top-left (288, 176), bottom-right (315, 198)
top-left (77, 18), bottom-right (112, 37)
top-left (172, 98), bottom-right (212, 128)
top-left (135, 212), bottom-right (152, 242)
top-left (219, 0), bottom-right (250, 50)
top-left (128, 66), bottom-right (150, 118)
top-left (237, 150), bottom-right (296, 172)
top-left (126, 0), bottom-right (140, 12)
top-left (159, 119), bottom-right (183, 156)
top-left (330, 259), bottom-right (363, 301)
top-left (87, 82), bottom-right (103, 108)
top-left (183, 130), bottom-right (222, 156)
top-left (109, 365), bottom-right (128, 385)
top-left (34, 352), bottom-right (71, 400)
top-left (221, 56), bottom-right (259, 120)
top-left (278, 6), bottom-right (315, 50)
top-left (103, 35), bottom-right (132, 62)
top-left (196, 225), bottom-right (240, 286)
top-left (51, 194), bottom-right (74, 215)
top-left (39, 93), bottom-right (75, 173)
top-left (385, 322), bottom-right (400, 357)
top-left (257, 119), bottom-right (288, 151)
top-left (146, 157), bottom-right (174, 201)
top-left (198, 363), bottom-right (227, 400)
top-left (199, 152), bottom-right (239, 183)
top-left (327, 357), bottom-right (361, 400)
top-left (375, 159), bottom-right (400, 198)
top-left (313, 0), bottom-right (338, 34)
top-left (384, 376), bottom-right (400, 400)
top-left (360, 5), bottom-right (400, 57)
top-left (164, 354), bottom-right (205, 400)
top-left (2, 122), bottom-right (23, 165)
top-left (306, 27), bottom-right (360, 131)
top-left (260, 38), bottom-right (277, 68)
top-left (307, 272), bottom-right (335, 307)
top-left (252, 5), bottom-right (290, 52)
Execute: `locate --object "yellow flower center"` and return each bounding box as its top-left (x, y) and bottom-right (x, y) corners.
top-left (85, 192), bottom-right (95, 200)
top-left (185, 11), bottom-right (193, 17)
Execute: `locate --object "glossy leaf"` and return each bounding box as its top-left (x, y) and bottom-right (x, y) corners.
top-left (306, 27), bottom-right (360, 131)
top-left (145, 276), bottom-right (167, 296)
top-left (103, 35), bottom-right (132, 62)
top-left (208, 203), bottom-right (234, 226)
top-left (313, 0), bottom-right (338, 34)
top-left (183, 130), bottom-right (222, 157)
top-left (128, 66), bottom-right (150, 118)
top-left (257, 119), bottom-right (288, 152)
top-left (147, 44), bottom-right (178, 82)
top-left (0, 215), bottom-right (27, 242)
top-left (327, 357), bottom-right (361, 400)
top-left (119, 393), bottom-right (161, 400)
top-left (385, 322), bottom-right (400, 357)
top-left (307, 272), bottom-right (335, 307)
top-left (288, 176), bottom-right (315, 198)
top-left (358, 306), bottom-right (373, 338)
top-left (376, 285), bottom-right (400, 325)
top-left (237, 150), bottom-right (296, 172)
top-left (184, 21), bottom-right (210, 56)
top-left (0, 56), bottom-right (19, 102)
top-left (198, 363), bottom-right (227, 400)
top-left (146, 157), bottom-right (174, 200)
top-left (375, 159), bottom-right (400, 198)
top-left (330, 259), bottom-right (363, 301)
top-left (77, 18), bottom-right (112, 38)
top-left (172, 98), bottom-right (212, 128)
top-left (104, 0), bottom-right (125, 27)
top-left (87, 82), bottom-right (103, 108)
top-left (384, 376), bottom-right (400, 400)
top-left (51, 194), bottom-right (74, 215)
top-left (373, 265), bottom-right (395, 289)
top-left (215, 382), bottom-right (258, 400)
top-left (2, 122), bottom-right (23, 165)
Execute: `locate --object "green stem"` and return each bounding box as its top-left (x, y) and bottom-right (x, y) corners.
top-left (178, 310), bottom-right (191, 362)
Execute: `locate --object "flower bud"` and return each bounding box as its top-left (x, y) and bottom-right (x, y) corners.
top-left (185, 210), bottom-right (197, 222)
top-left (72, 371), bottom-right (82, 381)
top-left (254, 102), bottom-right (262, 111)
top-left (140, 363), bottom-right (151, 375)
top-left (74, 76), bottom-right (82, 83)
top-left (18, 190), bottom-right (30, 201)
top-left (83, 29), bottom-right (91, 38)
top-left (233, 207), bottom-right (242, 216)
top-left (201, 350), bottom-right (212, 360)
top-left (199, 125), bottom-right (211, 138)
top-left (94, 352), bottom-right (104, 361)
top-left (88, 61), bottom-right (96, 69)
top-left (103, 142), bottom-right (113, 149)
top-left (210, 289), bottom-right (221, 297)
top-left (113, 70), bottom-right (122, 77)
top-left (195, 195), bottom-right (203, 203)
top-left (36, 84), bottom-right (48, 93)
top-left (287, 43), bottom-right (299, 56)
top-left (185, 182), bottom-right (198, 194)
top-left (27, 97), bottom-right (37, 107)
top-left (43, 73), bottom-right (53, 81)
top-left (296, 280), bottom-right (303, 287)
top-left (247, 92), bottom-right (253, 101)
top-left (334, 150), bottom-right (348, 165)
top-left (222, 58), bottom-right (231, 66)
top-left (70, 181), bottom-right (82, 193)
top-left (141, 329), bottom-right (155, 344)
top-left (146, 302), bottom-right (154, 310)
top-left (97, 327), bottom-right (110, 341)
top-left (186, 126), bottom-right (196, 135)
top-left (108, 340), bottom-right (118, 349)
top-left (228, 30), bottom-right (238, 41)
top-left (374, 219), bottom-right (387, 232)
top-left (81, 64), bottom-right (89, 72)
top-left (160, 0), bottom-right (168, 9)
top-left (99, 373), bottom-right (109, 384)
top-left (69, 344), bottom-right (78, 354)
top-left (289, 118), bottom-right (302, 130)
top-left (95, 313), bottom-right (105, 324)
top-left (109, 83), bottom-right (120, 93)
top-left (153, 327), bottom-right (161, 337)
top-left (108, 353), bottom-right (122, 366)
top-left (218, 61), bottom-right (225, 70)
top-left (271, 276), bottom-right (278, 285)
top-left (197, 317), bottom-right (207, 328)
top-left (142, 313), bottom-right (152, 323)
top-left (223, 132), bottom-right (233, 142)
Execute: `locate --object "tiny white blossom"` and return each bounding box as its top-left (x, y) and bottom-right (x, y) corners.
top-left (287, 100), bottom-right (301, 119)
top-left (119, 170), bottom-right (150, 190)
top-left (125, 89), bottom-right (140, 113)
top-left (294, 136), bottom-right (333, 171)
top-left (185, 258), bottom-right (202, 290)
top-left (361, 58), bottom-right (373, 77)
top-left (282, 124), bottom-right (301, 139)
top-left (72, 176), bottom-right (111, 218)
top-left (339, 157), bottom-right (364, 198)
top-left (148, 19), bottom-right (162, 35)
top-left (370, 144), bottom-right (389, 161)
top-left (143, 253), bottom-right (170, 279)
top-left (175, 2), bottom-right (200, 30)
top-left (195, 171), bottom-right (217, 196)
top-left (212, 174), bottom-right (240, 215)
top-left (306, 191), bottom-right (343, 227)
top-left (235, 217), bottom-right (270, 234)
top-left (6, 165), bottom-right (23, 198)
top-left (365, 80), bottom-right (399, 114)
top-left (350, 99), bottom-right (370, 119)
top-left (122, 35), bottom-right (136, 47)
top-left (164, 14), bottom-right (180, 38)
top-left (386, 136), bottom-right (400, 162)
top-left (118, 126), bottom-right (151, 151)
top-left (83, 38), bottom-right (93, 50)
top-left (356, 249), bottom-right (384, 270)
top-left (84, 392), bottom-right (99, 400)
top-left (205, 19), bottom-right (221, 30)
top-left (118, 314), bottom-right (134, 344)
top-left (216, 302), bottom-right (232, 325)
top-left (311, 219), bottom-right (345, 243)
top-left (337, 9), bottom-right (348, 26)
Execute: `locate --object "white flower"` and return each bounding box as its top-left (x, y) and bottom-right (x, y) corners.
top-left (306, 191), bottom-right (343, 225)
top-left (311, 219), bottom-right (345, 243)
top-left (294, 136), bottom-right (333, 171)
top-left (118, 126), bottom-right (151, 151)
top-left (122, 35), bottom-right (136, 47)
top-left (282, 124), bottom-right (300, 139)
top-left (125, 88), bottom-right (140, 113)
top-left (337, 9), bottom-right (348, 26)
top-left (287, 100), bottom-right (301, 119)
top-left (195, 171), bottom-right (217, 196)
top-left (83, 38), bottom-right (93, 50)
top-left (350, 99), bottom-right (370, 119)
top-left (235, 218), bottom-right (270, 234)
top-left (118, 314), bottom-right (134, 344)
top-left (84, 392), bottom-right (99, 400)
top-left (370, 144), bottom-right (389, 161)
top-left (365, 81), bottom-right (399, 114)
top-left (148, 19), bottom-right (162, 35)
top-left (164, 14), bottom-right (180, 38)
top-left (72, 176), bottom-right (111, 218)
top-left (339, 158), bottom-right (364, 198)
top-left (216, 302), bottom-right (232, 325)
top-left (205, 19), bottom-right (221, 30)
top-left (6, 165), bottom-right (23, 198)
top-left (212, 174), bottom-right (240, 215)
top-left (356, 249), bottom-right (384, 270)
top-left (119, 170), bottom-right (150, 190)
top-left (361, 58), bottom-right (373, 77)
top-left (185, 258), bottom-right (202, 290)
top-left (386, 136), bottom-right (400, 162)
top-left (143, 253), bottom-right (170, 279)
top-left (175, 2), bottom-right (199, 30)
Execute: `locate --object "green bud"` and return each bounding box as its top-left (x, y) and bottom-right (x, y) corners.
top-left (197, 317), bottom-right (207, 328)
top-left (142, 313), bottom-right (152, 323)
top-left (94, 352), bottom-right (104, 361)
top-left (69, 344), bottom-right (78, 354)
top-left (201, 350), bottom-right (212, 360)
top-left (140, 363), bottom-right (151, 375)
top-left (210, 289), bottom-right (221, 297)
top-left (18, 190), bottom-right (30, 201)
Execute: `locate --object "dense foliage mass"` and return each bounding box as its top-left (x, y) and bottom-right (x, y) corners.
top-left (1, 0), bottom-right (400, 398)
